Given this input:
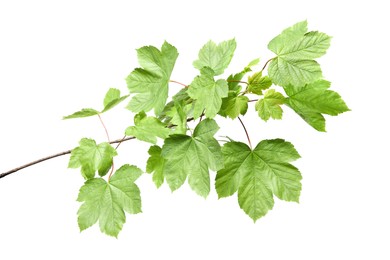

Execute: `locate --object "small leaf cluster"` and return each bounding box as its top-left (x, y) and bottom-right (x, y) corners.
top-left (64, 20), bottom-right (349, 237)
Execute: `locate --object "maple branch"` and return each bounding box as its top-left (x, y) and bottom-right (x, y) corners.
top-left (238, 117), bottom-right (252, 149)
top-left (0, 136), bottom-right (135, 180)
top-left (248, 99), bottom-right (259, 102)
top-left (0, 115), bottom-right (201, 180)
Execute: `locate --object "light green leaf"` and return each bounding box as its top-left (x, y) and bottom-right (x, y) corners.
top-left (188, 67), bottom-right (228, 119)
top-left (284, 80), bottom-right (350, 131)
top-left (77, 164), bottom-right (142, 237)
top-left (63, 108), bottom-right (99, 119)
top-left (255, 89), bottom-right (285, 121)
top-left (68, 138), bottom-right (117, 179)
top-left (268, 58), bottom-right (322, 87)
top-left (161, 119), bottom-right (223, 197)
top-left (248, 71), bottom-right (272, 95)
top-left (268, 20), bottom-right (308, 54)
top-left (63, 88), bottom-right (128, 119)
top-left (193, 39), bottom-right (236, 76)
top-left (215, 139), bottom-right (301, 222)
top-left (102, 88), bottom-right (129, 113)
top-left (146, 145), bottom-right (166, 188)
top-left (126, 41), bottom-right (179, 115)
top-left (125, 111), bottom-right (171, 144)
top-left (268, 21), bottom-right (332, 87)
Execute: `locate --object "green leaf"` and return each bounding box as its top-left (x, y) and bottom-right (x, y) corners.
top-left (165, 101), bottom-right (188, 134)
top-left (146, 145), bottom-right (166, 188)
top-left (193, 39), bottom-right (236, 76)
top-left (267, 21), bottom-right (332, 87)
top-left (102, 88), bottom-right (129, 113)
top-left (68, 138), bottom-right (117, 179)
top-left (268, 59), bottom-right (322, 87)
top-left (125, 111), bottom-right (171, 144)
top-left (63, 88), bottom-right (128, 119)
top-left (219, 91), bottom-right (249, 119)
top-left (161, 119), bottom-right (223, 197)
top-left (215, 139), bottom-right (301, 222)
top-left (63, 108), bottom-right (99, 119)
top-left (126, 41), bottom-right (179, 115)
top-left (284, 80), bottom-right (350, 131)
top-left (247, 71), bottom-right (272, 95)
top-left (188, 67), bottom-right (228, 119)
top-left (255, 89), bottom-right (285, 121)
top-left (77, 164), bottom-right (142, 237)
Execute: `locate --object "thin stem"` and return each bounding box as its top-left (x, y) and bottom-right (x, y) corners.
top-left (98, 114), bottom-right (110, 142)
top-left (169, 80), bottom-right (188, 88)
top-left (238, 117), bottom-right (252, 149)
top-left (115, 135), bottom-right (127, 150)
top-left (199, 110), bottom-right (205, 123)
top-left (261, 58), bottom-right (274, 72)
top-left (248, 99), bottom-right (258, 102)
top-left (97, 114), bottom-right (115, 181)
top-left (227, 80), bottom-right (249, 85)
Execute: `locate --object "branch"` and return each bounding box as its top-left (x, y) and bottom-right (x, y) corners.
top-left (0, 136), bottom-right (135, 180)
top-left (0, 115), bottom-right (200, 180)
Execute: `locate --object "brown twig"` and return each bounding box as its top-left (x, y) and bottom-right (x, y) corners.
top-left (0, 136), bottom-right (135, 179)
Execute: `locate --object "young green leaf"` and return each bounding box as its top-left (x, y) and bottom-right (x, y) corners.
top-left (247, 71), bottom-right (272, 95)
top-left (63, 108), bottom-right (100, 119)
top-left (226, 58), bottom-right (260, 92)
top-left (188, 67), bottom-right (228, 119)
top-left (284, 80), bottom-right (350, 131)
top-left (126, 41), bottom-right (178, 115)
top-left (63, 88), bottom-right (128, 119)
top-left (255, 89), bottom-right (285, 121)
top-left (267, 20), bottom-right (332, 87)
top-left (146, 145), bottom-right (166, 188)
top-left (102, 88), bottom-right (130, 113)
top-left (68, 138), bottom-right (117, 179)
top-left (161, 119), bottom-right (223, 197)
top-left (193, 39), bottom-right (236, 76)
top-left (164, 101), bottom-right (188, 134)
top-left (215, 139), bottom-right (301, 222)
top-left (125, 111), bottom-right (171, 144)
top-left (77, 164), bottom-right (142, 237)
top-left (219, 91), bottom-right (249, 119)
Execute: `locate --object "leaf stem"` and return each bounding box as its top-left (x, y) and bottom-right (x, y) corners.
top-left (238, 117), bottom-right (252, 149)
top-left (169, 80), bottom-right (188, 88)
top-left (227, 80), bottom-right (249, 85)
top-left (98, 114), bottom-right (111, 142)
top-left (97, 114), bottom-right (115, 181)
top-left (261, 58), bottom-right (274, 72)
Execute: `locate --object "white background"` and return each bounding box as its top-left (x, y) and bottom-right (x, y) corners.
top-left (0, 0), bottom-right (389, 259)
